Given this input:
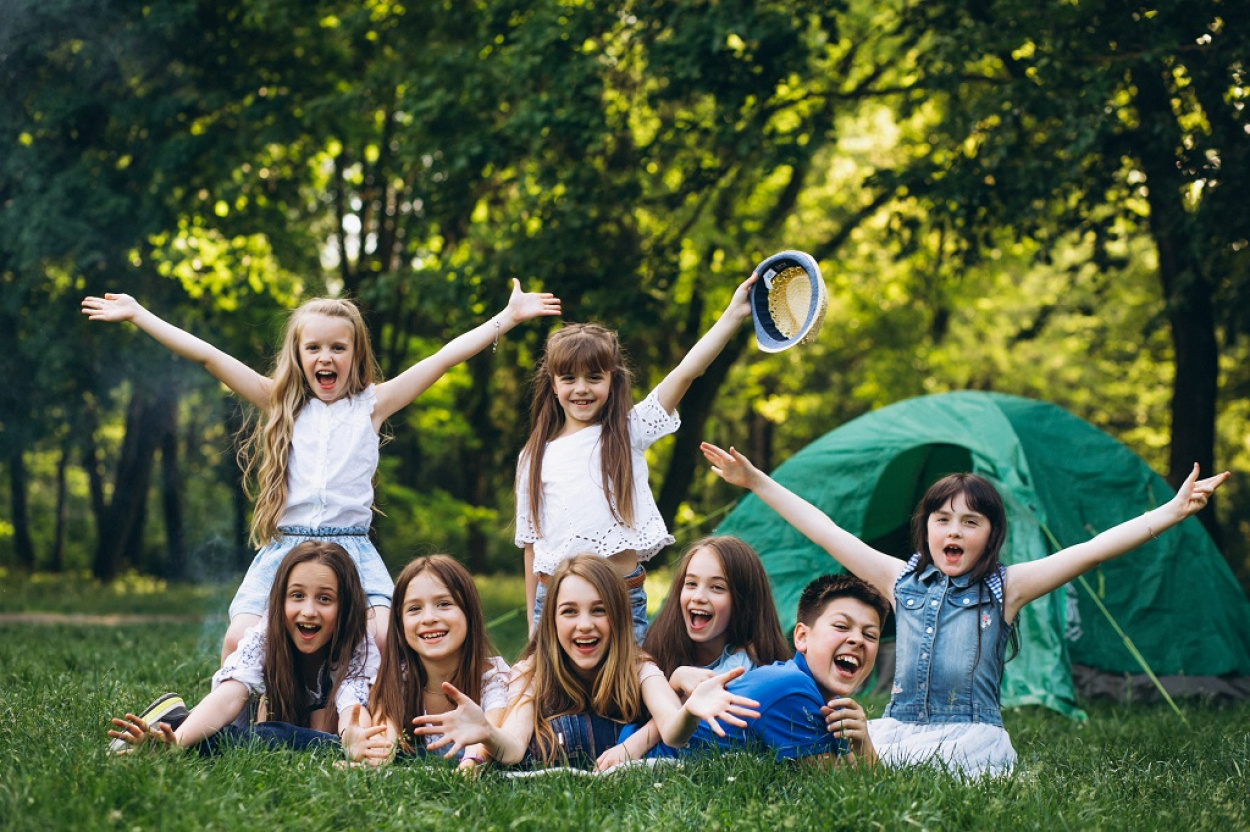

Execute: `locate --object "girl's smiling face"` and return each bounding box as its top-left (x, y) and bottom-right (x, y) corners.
top-left (554, 575), bottom-right (611, 678)
top-left (298, 313), bottom-right (356, 403)
top-left (680, 546), bottom-right (733, 664)
top-left (283, 561), bottom-right (340, 658)
top-left (402, 571), bottom-right (468, 665)
top-left (926, 492), bottom-right (993, 577)
top-left (552, 371), bottom-right (612, 432)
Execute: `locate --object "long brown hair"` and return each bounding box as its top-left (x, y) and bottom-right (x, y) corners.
top-left (512, 554), bottom-right (646, 763)
top-left (644, 536), bottom-right (791, 674)
top-left (519, 324), bottom-right (635, 537)
top-left (242, 298), bottom-right (382, 547)
top-left (262, 540), bottom-right (369, 728)
top-left (369, 556), bottom-right (497, 753)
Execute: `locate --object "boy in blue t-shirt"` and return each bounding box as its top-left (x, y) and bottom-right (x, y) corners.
top-left (675, 573), bottom-right (889, 766)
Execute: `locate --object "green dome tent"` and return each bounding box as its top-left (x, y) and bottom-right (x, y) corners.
top-left (716, 391), bottom-right (1250, 719)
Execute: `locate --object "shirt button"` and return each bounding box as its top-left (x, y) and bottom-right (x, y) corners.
top-left (925, 627), bottom-right (933, 634)
top-left (921, 653), bottom-right (928, 660)
top-left (930, 600), bottom-right (938, 607)
top-left (907, 599), bottom-right (915, 606)
top-left (963, 598), bottom-right (971, 605)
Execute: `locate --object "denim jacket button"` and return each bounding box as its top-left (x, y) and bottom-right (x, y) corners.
top-left (925, 627), bottom-right (933, 634)
top-left (963, 598), bottom-right (971, 605)
top-left (906, 599), bottom-right (915, 606)
top-left (930, 600), bottom-right (938, 607)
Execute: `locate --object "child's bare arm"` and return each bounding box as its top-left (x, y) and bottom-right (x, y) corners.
top-left (524, 544), bottom-right (538, 636)
top-left (82, 293), bottom-right (272, 407)
top-left (651, 273), bottom-right (756, 414)
top-left (1003, 464), bottom-right (1229, 623)
top-left (595, 720), bottom-right (660, 771)
top-left (701, 442), bottom-right (905, 599)
top-left (372, 280), bottom-right (560, 425)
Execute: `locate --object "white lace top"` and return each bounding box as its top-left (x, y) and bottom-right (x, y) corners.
top-left (515, 390), bottom-right (679, 574)
top-left (277, 385), bottom-right (379, 531)
top-left (213, 618), bottom-right (380, 717)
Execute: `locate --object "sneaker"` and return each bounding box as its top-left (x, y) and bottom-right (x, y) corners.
top-left (108, 692), bottom-right (188, 754)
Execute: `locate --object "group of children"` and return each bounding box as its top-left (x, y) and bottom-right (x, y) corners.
top-left (87, 275), bottom-right (1228, 776)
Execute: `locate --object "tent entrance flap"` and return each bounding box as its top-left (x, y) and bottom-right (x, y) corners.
top-left (863, 443), bottom-right (973, 557)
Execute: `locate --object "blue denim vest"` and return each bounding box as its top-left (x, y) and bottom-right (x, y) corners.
top-left (884, 554), bottom-right (1011, 727)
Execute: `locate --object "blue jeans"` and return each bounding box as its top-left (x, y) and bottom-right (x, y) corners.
top-left (533, 565), bottom-right (649, 645)
top-left (195, 722), bottom-right (340, 757)
top-left (522, 713), bottom-right (624, 769)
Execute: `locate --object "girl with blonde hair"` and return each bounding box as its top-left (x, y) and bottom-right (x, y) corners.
top-left (83, 282), bottom-right (560, 660)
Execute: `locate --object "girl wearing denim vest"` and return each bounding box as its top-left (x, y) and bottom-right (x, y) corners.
top-left (700, 442), bottom-right (1227, 776)
top-left (84, 282), bottom-right (559, 662)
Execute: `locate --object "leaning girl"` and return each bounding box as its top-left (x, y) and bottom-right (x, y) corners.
top-left (515, 274), bottom-right (757, 642)
top-left (411, 554), bottom-right (760, 769)
top-left (365, 555), bottom-right (510, 768)
top-left (701, 441), bottom-right (1228, 776)
top-left (107, 540), bottom-right (389, 761)
top-left (83, 281), bottom-right (560, 659)
top-left (596, 535), bottom-right (792, 769)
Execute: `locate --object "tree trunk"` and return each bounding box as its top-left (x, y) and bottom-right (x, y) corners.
top-left (8, 450), bottom-right (35, 571)
top-left (92, 386), bottom-right (177, 581)
top-left (1132, 62), bottom-right (1221, 544)
top-left (50, 445), bottom-right (69, 572)
top-left (655, 332), bottom-right (749, 539)
top-left (161, 415), bottom-right (186, 580)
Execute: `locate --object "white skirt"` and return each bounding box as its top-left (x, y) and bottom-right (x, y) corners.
top-left (868, 717), bottom-right (1017, 778)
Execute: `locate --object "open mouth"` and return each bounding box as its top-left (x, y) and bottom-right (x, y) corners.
top-left (314, 370), bottom-right (338, 390)
top-left (833, 653), bottom-right (862, 677)
top-left (571, 635), bottom-right (601, 654)
top-left (943, 544), bottom-right (964, 560)
top-left (296, 622), bottom-right (322, 639)
top-left (418, 630), bottom-right (448, 642)
top-left (687, 609), bottom-right (713, 632)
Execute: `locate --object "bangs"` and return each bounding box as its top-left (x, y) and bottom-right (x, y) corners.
top-left (545, 331), bottom-right (617, 376)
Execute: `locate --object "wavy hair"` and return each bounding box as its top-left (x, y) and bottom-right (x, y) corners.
top-left (519, 324), bottom-right (634, 537)
top-left (242, 298), bottom-right (381, 547)
top-left (262, 540), bottom-right (368, 728)
top-left (644, 536), bottom-right (791, 674)
top-left (511, 554), bottom-right (646, 763)
top-left (369, 555), bottom-right (497, 753)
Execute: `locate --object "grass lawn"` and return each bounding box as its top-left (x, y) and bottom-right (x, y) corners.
top-left (1, 575), bottom-right (1247, 831)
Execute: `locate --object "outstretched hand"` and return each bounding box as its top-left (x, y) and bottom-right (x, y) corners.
top-left (683, 666), bottom-right (761, 738)
top-left (411, 682), bottom-right (493, 759)
top-left (506, 279), bottom-right (562, 324)
top-left (81, 293), bottom-right (143, 324)
top-left (700, 442), bottom-right (765, 491)
top-left (340, 704), bottom-right (392, 765)
top-left (1170, 464), bottom-right (1230, 521)
top-left (107, 712), bottom-right (177, 751)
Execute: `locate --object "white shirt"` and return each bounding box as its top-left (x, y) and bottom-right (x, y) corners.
top-left (213, 619), bottom-right (380, 717)
top-left (278, 385), bottom-right (379, 531)
top-left (514, 390), bottom-right (679, 574)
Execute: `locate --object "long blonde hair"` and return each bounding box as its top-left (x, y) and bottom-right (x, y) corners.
top-left (512, 554), bottom-right (647, 763)
top-left (242, 298), bottom-right (381, 546)
top-left (519, 324), bottom-right (635, 537)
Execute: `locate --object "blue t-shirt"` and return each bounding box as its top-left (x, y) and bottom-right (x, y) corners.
top-left (671, 653), bottom-right (848, 762)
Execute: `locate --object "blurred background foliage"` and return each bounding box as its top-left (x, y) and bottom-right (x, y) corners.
top-left (1, 0), bottom-right (1247, 589)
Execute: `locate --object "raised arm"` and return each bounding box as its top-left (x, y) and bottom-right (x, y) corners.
top-left (701, 442), bottom-right (905, 600)
top-left (82, 293), bottom-right (272, 407)
top-left (1003, 464), bottom-right (1230, 624)
top-left (651, 273), bottom-right (756, 414)
top-left (372, 279), bottom-right (560, 426)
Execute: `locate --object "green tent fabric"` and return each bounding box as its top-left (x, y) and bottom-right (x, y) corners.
top-left (716, 391), bottom-right (1250, 719)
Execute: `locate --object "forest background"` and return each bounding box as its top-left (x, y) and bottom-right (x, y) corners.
top-left (2, 0), bottom-right (1248, 593)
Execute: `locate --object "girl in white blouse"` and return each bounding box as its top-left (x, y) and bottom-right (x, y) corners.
top-left (107, 541), bottom-right (388, 761)
top-left (514, 274), bottom-right (757, 643)
top-left (364, 555), bottom-right (510, 768)
top-left (83, 282), bottom-right (560, 661)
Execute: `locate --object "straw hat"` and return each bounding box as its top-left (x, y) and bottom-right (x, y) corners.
top-left (749, 250), bottom-right (828, 353)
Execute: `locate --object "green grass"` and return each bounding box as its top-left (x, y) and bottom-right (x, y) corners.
top-left (1, 576), bottom-right (1248, 830)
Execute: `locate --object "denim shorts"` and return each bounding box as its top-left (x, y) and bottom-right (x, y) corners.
top-left (532, 565), bottom-right (649, 646)
top-left (228, 526), bottom-right (394, 619)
